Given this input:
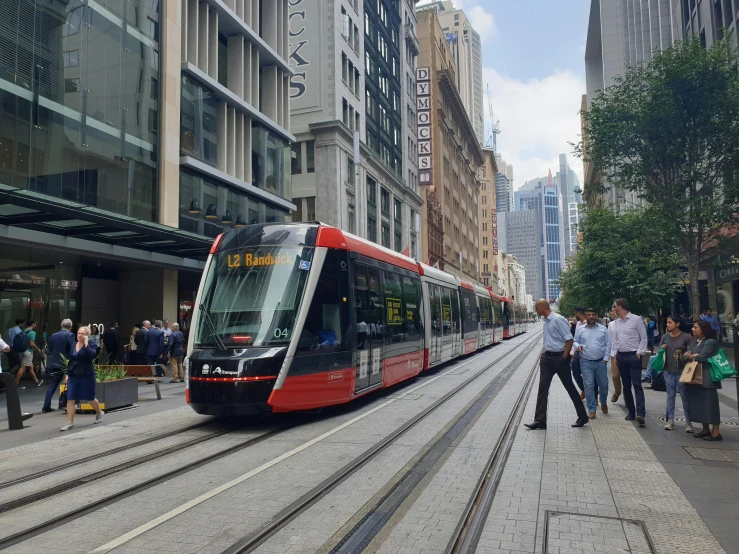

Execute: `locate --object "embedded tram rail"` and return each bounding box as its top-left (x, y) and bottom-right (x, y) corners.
top-left (219, 331), bottom-right (542, 554)
top-left (0, 426), bottom-right (292, 550)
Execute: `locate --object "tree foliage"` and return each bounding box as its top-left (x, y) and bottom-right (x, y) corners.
top-left (576, 36), bottom-right (739, 319)
top-left (558, 208), bottom-right (682, 316)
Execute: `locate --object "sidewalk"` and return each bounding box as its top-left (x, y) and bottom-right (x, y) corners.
top-left (476, 371), bottom-right (736, 554)
top-left (0, 369), bottom-right (190, 450)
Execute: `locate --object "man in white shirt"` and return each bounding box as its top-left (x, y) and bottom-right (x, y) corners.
top-left (611, 298), bottom-right (648, 426)
top-left (607, 307), bottom-right (622, 403)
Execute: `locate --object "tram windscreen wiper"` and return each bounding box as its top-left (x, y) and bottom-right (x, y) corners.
top-left (199, 302), bottom-right (227, 351)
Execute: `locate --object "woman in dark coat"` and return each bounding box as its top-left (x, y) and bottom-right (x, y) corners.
top-left (61, 326), bottom-right (103, 431)
top-left (682, 320), bottom-right (721, 441)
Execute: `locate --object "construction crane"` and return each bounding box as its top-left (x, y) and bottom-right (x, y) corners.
top-left (486, 83), bottom-right (501, 151)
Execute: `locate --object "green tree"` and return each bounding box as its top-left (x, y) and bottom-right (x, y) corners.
top-left (577, 36), bottom-right (739, 319)
top-left (558, 208), bottom-right (682, 316)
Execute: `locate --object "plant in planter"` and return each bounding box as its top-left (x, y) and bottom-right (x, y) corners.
top-left (87, 359), bottom-right (138, 411)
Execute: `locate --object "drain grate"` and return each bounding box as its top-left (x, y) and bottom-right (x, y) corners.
top-left (656, 415), bottom-right (739, 426)
top-left (683, 447), bottom-right (739, 462)
top-left (543, 511), bottom-right (654, 553)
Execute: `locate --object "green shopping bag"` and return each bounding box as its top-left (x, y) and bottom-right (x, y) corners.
top-left (651, 348), bottom-right (666, 372)
top-left (707, 349), bottom-right (737, 382)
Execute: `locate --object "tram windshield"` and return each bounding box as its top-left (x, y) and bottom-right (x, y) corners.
top-left (195, 246), bottom-right (314, 348)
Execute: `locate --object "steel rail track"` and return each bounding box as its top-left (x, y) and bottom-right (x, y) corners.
top-left (221, 331), bottom-right (542, 554)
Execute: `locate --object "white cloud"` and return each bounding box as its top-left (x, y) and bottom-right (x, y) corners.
top-left (483, 67), bottom-right (586, 189)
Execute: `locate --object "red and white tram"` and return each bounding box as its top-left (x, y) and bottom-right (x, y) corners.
top-left (185, 223), bottom-right (525, 415)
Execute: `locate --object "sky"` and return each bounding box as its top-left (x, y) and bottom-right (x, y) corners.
top-left (418, 0), bottom-right (591, 188)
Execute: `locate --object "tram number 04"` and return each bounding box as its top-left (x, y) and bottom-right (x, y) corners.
top-left (273, 328), bottom-right (290, 339)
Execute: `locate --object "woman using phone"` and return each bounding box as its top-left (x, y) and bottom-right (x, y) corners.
top-left (61, 326), bottom-right (103, 431)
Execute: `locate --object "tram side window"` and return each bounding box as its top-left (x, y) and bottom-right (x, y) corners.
top-left (402, 276), bottom-right (421, 342)
top-left (297, 250), bottom-right (350, 353)
top-left (461, 291), bottom-right (477, 335)
top-left (382, 271), bottom-right (404, 344)
top-left (451, 289), bottom-right (460, 333)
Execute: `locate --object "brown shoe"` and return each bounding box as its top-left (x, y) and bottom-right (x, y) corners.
top-left (601, 405), bottom-right (608, 414)
top-left (611, 394), bottom-right (619, 403)
top-left (580, 391), bottom-right (586, 400)
top-left (588, 412), bottom-right (596, 419)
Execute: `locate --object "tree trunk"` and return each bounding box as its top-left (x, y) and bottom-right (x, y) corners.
top-left (688, 258), bottom-right (701, 322)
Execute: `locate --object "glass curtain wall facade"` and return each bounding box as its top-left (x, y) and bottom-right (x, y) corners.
top-left (544, 182), bottom-right (562, 299)
top-left (364, 0), bottom-right (403, 178)
top-left (0, 0), bottom-right (159, 221)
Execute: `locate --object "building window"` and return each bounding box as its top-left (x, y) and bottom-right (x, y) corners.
top-left (394, 198), bottom-right (402, 222)
top-left (306, 140), bottom-right (315, 173)
top-left (380, 187), bottom-right (390, 215)
top-left (291, 143), bottom-right (302, 175)
top-left (347, 193), bottom-right (356, 233)
top-left (382, 222), bottom-right (391, 248)
top-left (395, 229), bottom-right (402, 252)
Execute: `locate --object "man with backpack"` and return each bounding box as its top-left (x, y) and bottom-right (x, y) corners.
top-left (14, 320), bottom-right (43, 389)
top-left (5, 319), bottom-right (24, 377)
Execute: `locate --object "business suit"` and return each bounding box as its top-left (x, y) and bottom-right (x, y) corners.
top-left (43, 329), bottom-right (75, 411)
top-left (134, 327), bottom-right (148, 365)
top-left (103, 328), bottom-right (119, 363)
top-left (145, 327), bottom-right (164, 376)
top-left (169, 330), bottom-right (186, 381)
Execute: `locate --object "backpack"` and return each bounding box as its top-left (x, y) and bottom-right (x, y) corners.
top-left (12, 330), bottom-right (30, 353)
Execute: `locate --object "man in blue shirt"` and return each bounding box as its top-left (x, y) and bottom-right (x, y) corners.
top-left (525, 299), bottom-right (589, 430)
top-left (42, 319), bottom-right (75, 413)
top-left (701, 309), bottom-right (722, 340)
top-left (574, 308), bottom-right (611, 419)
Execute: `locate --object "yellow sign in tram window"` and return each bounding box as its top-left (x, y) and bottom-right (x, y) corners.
top-left (442, 304), bottom-right (451, 322)
top-left (226, 252), bottom-right (295, 268)
top-left (387, 298), bottom-right (402, 326)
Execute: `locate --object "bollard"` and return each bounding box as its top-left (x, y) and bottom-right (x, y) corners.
top-left (1, 373), bottom-right (33, 430)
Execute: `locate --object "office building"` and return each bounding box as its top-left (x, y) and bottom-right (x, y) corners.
top-left (0, 0), bottom-right (294, 333)
top-left (556, 153), bottom-right (582, 259)
top-left (516, 171), bottom-right (564, 300)
top-left (504, 210), bottom-right (542, 300)
top-left (416, 10), bottom-right (483, 280)
top-left (672, 0), bottom-right (739, 48)
top-left (416, 1), bottom-right (483, 146)
top-left (477, 149), bottom-right (498, 289)
top-left (288, 0), bottom-right (423, 257)
top-left (494, 154), bottom-right (514, 213)
top-left (585, 0), bottom-right (674, 211)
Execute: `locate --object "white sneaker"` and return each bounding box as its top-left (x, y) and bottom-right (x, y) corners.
top-left (685, 423), bottom-right (694, 433)
top-left (94, 411), bottom-right (105, 424)
top-left (60, 423), bottom-right (75, 431)
top-left (664, 420), bottom-right (675, 431)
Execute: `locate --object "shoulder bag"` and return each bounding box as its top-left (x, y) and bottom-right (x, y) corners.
top-left (707, 349), bottom-right (737, 382)
top-left (652, 335), bottom-right (667, 373)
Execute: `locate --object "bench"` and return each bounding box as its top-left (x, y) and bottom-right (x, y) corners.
top-left (123, 365), bottom-right (164, 400)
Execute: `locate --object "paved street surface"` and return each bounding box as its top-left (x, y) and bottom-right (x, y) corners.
top-left (1, 329), bottom-right (737, 554)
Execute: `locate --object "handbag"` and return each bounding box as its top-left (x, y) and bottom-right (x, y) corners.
top-left (707, 348), bottom-right (737, 382)
top-left (680, 360), bottom-right (703, 385)
top-left (652, 336), bottom-right (667, 373)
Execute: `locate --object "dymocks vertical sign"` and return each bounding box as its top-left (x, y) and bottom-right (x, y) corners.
top-left (417, 68), bottom-right (432, 185)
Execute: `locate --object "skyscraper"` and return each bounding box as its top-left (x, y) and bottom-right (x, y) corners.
top-left (556, 153), bottom-right (582, 259)
top-left (415, 1), bottom-right (483, 145)
top-left (516, 171), bottom-right (564, 300)
top-left (585, 0), bottom-right (675, 211)
top-left (494, 153), bottom-right (514, 213)
top-left (505, 210), bottom-right (543, 300)
top-left (288, 0), bottom-right (423, 257)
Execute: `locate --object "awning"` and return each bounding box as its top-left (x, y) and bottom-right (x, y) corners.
top-left (0, 184), bottom-right (213, 261)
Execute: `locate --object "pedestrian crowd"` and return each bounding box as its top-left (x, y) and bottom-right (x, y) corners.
top-left (1, 315), bottom-right (187, 431)
top-left (526, 298), bottom-right (734, 441)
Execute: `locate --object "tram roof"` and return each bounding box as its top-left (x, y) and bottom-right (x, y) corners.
top-left (418, 263), bottom-right (461, 286)
top-left (315, 225), bottom-right (419, 273)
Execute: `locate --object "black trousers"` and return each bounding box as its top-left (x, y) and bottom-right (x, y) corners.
top-left (534, 353), bottom-right (588, 423)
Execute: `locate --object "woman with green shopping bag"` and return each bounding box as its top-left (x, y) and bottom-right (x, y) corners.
top-left (656, 315), bottom-right (693, 432)
top-left (682, 321), bottom-right (721, 441)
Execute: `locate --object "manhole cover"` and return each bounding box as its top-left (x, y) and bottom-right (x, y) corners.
top-left (683, 447), bottom-right (739, 462)
top-left (656, 415), bottom-right (739, 426)
top-left (544, 511), bottom-right (654, 553)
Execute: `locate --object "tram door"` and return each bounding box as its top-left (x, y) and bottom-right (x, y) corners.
top-left (353, 265), bottom-right (384, 391)
top-left (451, 289), bottom-right (461, 356)
top-left (429, 284), bottom-right (442, 364)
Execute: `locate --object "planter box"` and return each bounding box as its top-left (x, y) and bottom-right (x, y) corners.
top-left (80, 377), bottom-right (138, 411)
